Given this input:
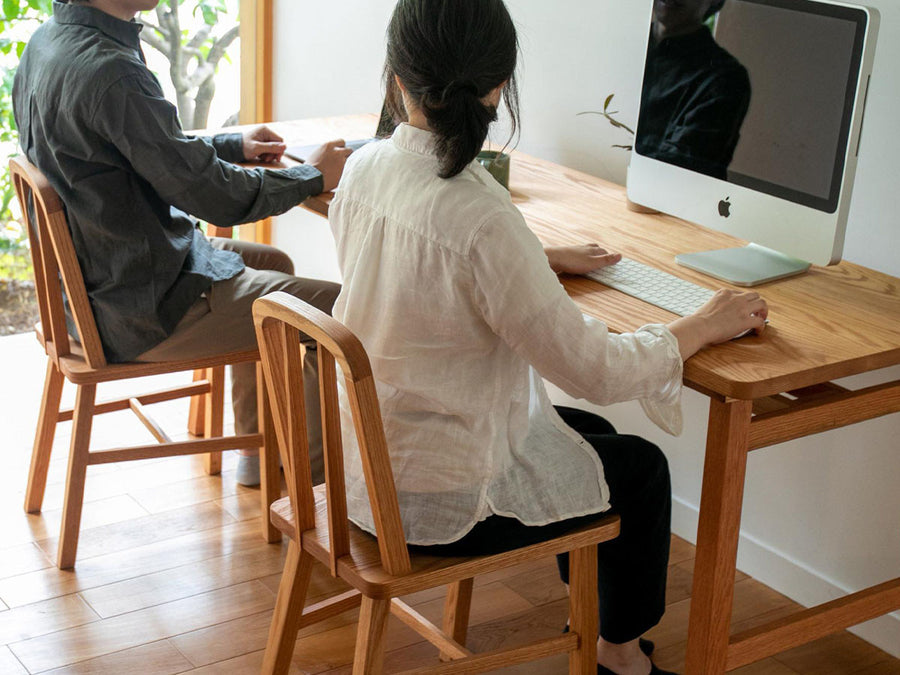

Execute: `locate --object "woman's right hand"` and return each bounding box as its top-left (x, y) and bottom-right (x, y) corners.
top-left (668, 289), bottom-right (769, 361)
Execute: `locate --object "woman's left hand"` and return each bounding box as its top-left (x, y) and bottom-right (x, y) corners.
top-left (544, 244), bottom-right (622, 275)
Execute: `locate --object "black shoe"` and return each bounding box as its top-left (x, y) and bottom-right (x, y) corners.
top-left (562, 625), bottom-right (654, 656)
top-left (597, 664), bottom-right (677, 675)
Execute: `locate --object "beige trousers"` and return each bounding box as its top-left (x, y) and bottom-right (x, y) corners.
top-left (137, 238), bottom-right (340, 482)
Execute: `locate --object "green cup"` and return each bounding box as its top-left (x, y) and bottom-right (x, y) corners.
top-left (476, 150), bottom-right (510, 189)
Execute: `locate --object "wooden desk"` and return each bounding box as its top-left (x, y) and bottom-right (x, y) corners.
top-left (509, 152), bottom-right (900, 673)
top-left (239, 114), bottom-right (900, 672)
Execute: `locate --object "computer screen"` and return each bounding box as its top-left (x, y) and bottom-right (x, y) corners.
top-left (626, 0), bottom-right (878, 284)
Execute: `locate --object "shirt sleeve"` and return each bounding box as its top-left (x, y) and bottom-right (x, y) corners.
top-left (469, 208), bottom-right (684, 435)
top-left (90, 71), bottom-right (323, 227)
top-left (208, 132), bottom-right (245, 164)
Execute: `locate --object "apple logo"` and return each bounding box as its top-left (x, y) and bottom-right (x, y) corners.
top-left (718, 197), bottom-right (732, 218)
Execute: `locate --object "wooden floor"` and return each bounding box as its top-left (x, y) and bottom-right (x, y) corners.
top-left (1, 331), bottom-right (898, 675)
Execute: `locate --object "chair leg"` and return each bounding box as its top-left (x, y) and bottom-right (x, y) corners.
top-left (353, 596), bottom-right (391, 675)
top-left (258, 362), bottom-right (281, 543)
top-left (24, 359), bottom-right (65, 514)
top-left (57, 383), bottom-right (97, 569)
top-left (187, 368), bottom-right (207, 437)
top-left (261, 540), bottom-right (313, 675)
top-left (568, 544), bottom-right (599, 675)
top-left (440, 578), bottom-right (474, 661)
top-left (203, 365), bottom-right (224, 475)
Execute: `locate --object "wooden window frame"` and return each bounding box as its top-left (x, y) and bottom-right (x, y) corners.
top-left (238, 0), bottom-right (274, 243)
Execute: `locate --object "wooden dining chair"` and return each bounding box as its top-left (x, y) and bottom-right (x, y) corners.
top-left (253, 291), bottom-right (622, 674)
top-left (9, 156), bottom-right (281, 569)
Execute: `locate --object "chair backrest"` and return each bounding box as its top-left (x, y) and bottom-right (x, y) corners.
top-left (253, 292), bottom-right (412, 577)
top-left (9, 156), bottom-right (107, 369)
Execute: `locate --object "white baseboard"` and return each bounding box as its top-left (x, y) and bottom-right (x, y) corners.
top-left (671, 495), bottom-right (900, 659)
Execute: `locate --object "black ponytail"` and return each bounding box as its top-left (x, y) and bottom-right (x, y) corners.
top-left (384, 0), bottom-right (520, 179)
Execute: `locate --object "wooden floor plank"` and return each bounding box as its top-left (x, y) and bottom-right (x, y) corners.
top-left (290, 615), bottom-right (425, 674)
top-left (78, 539), bottom-right (285, 618)
top-left (8, 580), bottom-right (275, 672)
top-left (853, 662), bottom-right (900, 675)
top-left (39, 640), bottom-right (193, 674)
top-left (0, 593), bottom-right (99, 645)
top-left (0, 493), bottom-right (150, 550)
top-left (34, 499), bottom-right (235, 569)
top-left (169, 608), bottom-right (276, 668)
top-left (772, 632), bottom-right (897, 675)
top-left (0, 645), bottom-right (28, 675)
top-left (129, 472), bottom-right (242, 515)
top-left (215, 489), bottom-right (264, 522)
top-left (718, 658), bottom-right (801, 675)
top-left (411, 581), bottom-right (535, 629)
top-left (0, 542), bottom-right (53, 579)
top-left (0, 518), bottom-right (261, 608)
top-left (177, 649), bottom-right (305, 674)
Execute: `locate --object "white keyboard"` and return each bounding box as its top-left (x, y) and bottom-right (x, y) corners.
top-left (585, 258), bottom-right (715, 317)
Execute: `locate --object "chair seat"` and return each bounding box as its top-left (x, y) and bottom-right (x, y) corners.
top-left (271, 485), bottom-right (621, 599)
top-left (37, 322), bottom-right (261, 385)
top-left (57, 341), bottom-right (261, 385)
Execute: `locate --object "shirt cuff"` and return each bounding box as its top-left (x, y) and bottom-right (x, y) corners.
top-left (283, 163), bottom-right (324, 197)
top-left (210, 132), bottom-right (245, 164)
top-left (636, 323), bottom-right (684, 436)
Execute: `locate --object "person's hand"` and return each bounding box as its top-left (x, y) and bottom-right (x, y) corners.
top-left (306, 139), bottom-right (353, 192)
top-left (668, 289), bottom-right (768, 360)
top-left (242, 125), bottom-right (287, 163)
top-left (545, 244), bottom-right (622, 275)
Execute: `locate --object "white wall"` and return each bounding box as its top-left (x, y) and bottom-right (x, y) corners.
top-left (271, 0), bottom-right (900, 656)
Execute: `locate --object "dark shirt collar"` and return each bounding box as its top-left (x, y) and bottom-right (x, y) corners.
top-left (650, 25), bottom-right (713, 55)
top-left (53, 0), bottom-right (143, 50)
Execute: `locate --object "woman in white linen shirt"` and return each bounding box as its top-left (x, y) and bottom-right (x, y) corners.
top-left (328, 1), bottom-right (768, 674)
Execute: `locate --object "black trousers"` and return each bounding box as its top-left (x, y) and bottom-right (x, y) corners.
top-left (412, 406), bottom-right (672, 644)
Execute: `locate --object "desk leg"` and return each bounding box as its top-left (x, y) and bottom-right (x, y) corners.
top-left (685, 398), bottom-right (753, 675)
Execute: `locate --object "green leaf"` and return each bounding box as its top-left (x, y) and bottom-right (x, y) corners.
top-left (200, 5), bottom-right (216, 25)
top-left (15, 40), bottom-right (25, 58)
top-left (2, 0), bottom-right (21, 21)
top-left (603, 93), bottom-right (614, 112)
top-left (193, 0), bottom-right (221, 25)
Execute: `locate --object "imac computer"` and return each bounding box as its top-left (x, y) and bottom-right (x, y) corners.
top-left (626, 0), bottom-right (879, 286)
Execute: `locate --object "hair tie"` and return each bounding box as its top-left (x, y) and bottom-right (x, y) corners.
top-left (440, 80), bottom-right (480, 102)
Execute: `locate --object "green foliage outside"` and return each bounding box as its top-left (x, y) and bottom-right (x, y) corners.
top-left (0, 0), bottom-right (53, 277)
top-left (0, 0), bottom-right (239, 284)
top-left (140, 0), bottom-right (239, 130)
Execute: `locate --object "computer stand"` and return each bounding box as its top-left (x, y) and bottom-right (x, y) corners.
top-left (675, 243), bottom-right (811, 287)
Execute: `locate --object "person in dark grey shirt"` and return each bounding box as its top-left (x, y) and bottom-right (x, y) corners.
top-left (635, 0), bottom-right (750, 180)
top-left (13, 0), bottom-right (349, 485)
